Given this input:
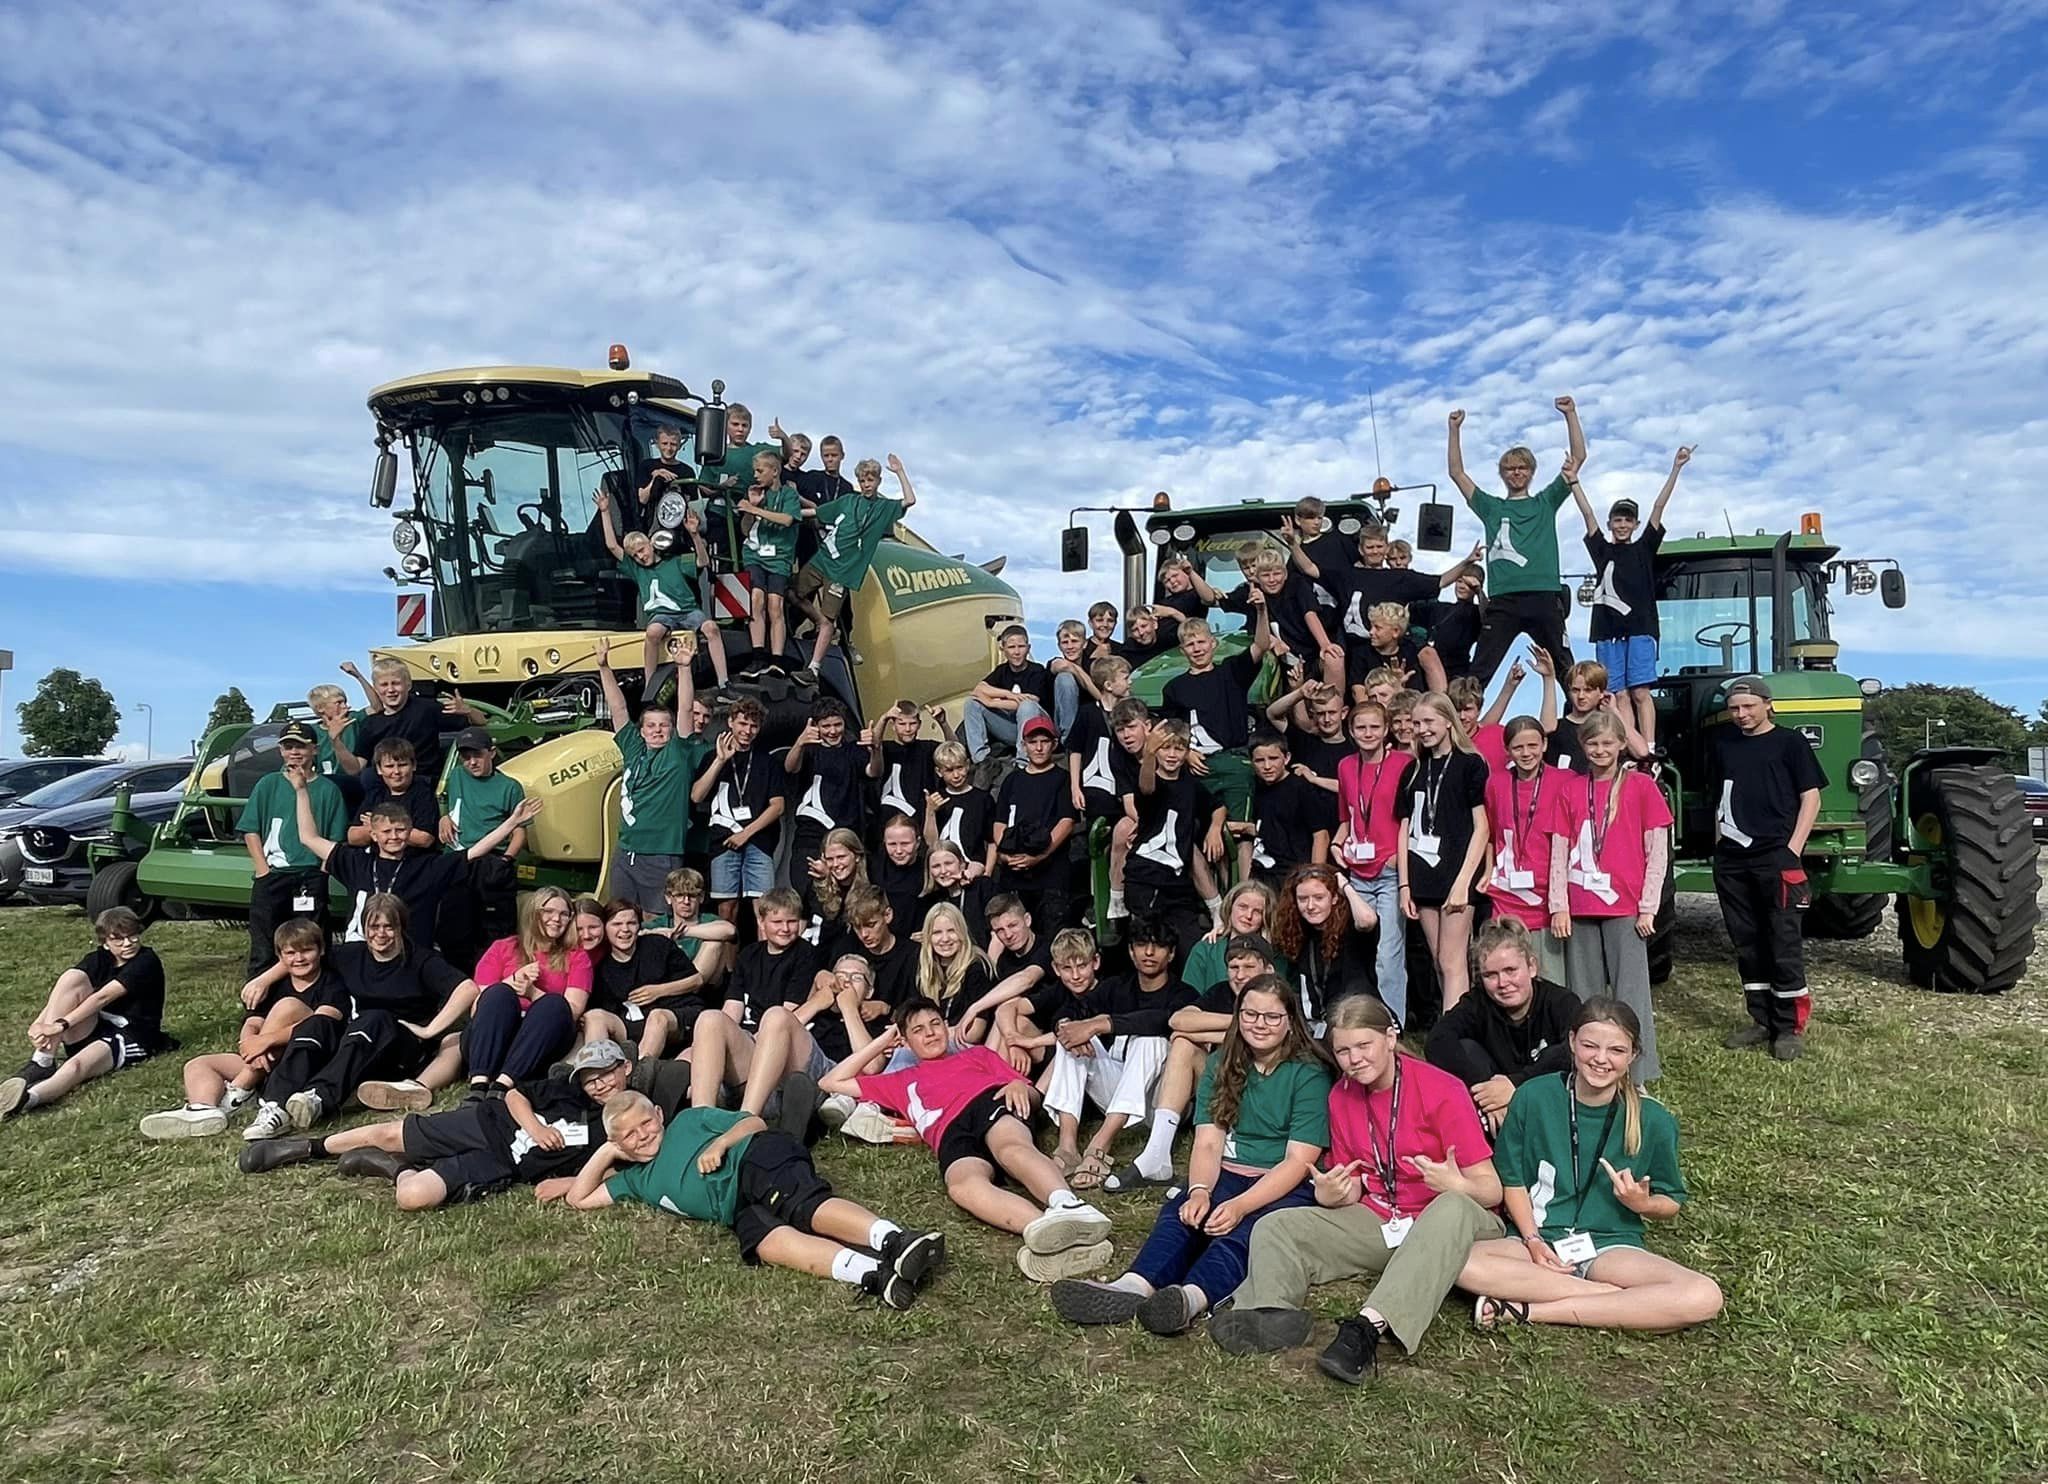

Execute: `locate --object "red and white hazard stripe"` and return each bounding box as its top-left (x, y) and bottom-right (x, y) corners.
top-left (714, 572), bottom-right (751, 622)
top-left (395, 593), bottom-right (427, 637)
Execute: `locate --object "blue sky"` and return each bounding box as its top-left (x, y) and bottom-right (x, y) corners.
top-left (3, 0), bottom-right (2046, 756)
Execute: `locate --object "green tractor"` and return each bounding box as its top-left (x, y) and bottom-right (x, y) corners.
top-left (1062, 497), bottom-right (2041, 994)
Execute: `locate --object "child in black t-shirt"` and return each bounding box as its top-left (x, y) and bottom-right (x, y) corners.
top-left (784, 698), bottom-right (869, 883)
top-left (1235, 734), bottom-right (1331, 887)
top-left (867, 698), bottom-right (950, 831)
top-left (923, 742), bottom-right (996, 880)
top-left (1077, 690), bottom-right (1149, 923)
top-left (1255, 548), bottom-right (1345, 694)
top-left (583, 898), bottom-right (715, 1061)
top-left (993, 715), bottom-right (1080, 934)
top-left (338, 656), bottom-right (451, 780)
top-left (966, 625), bottom-right (1058, 764)
top-left (2, 908), bottom-right (169, 1119)
top-left (349, 737), bottom-right (440, 852)
top-left (1116, 606), bottom-right (1173, 669)
top-left (686, 887), bottom-right (840, 1114)
top-left (1574, 445), bottom-right (1690, 750)
top-left (1124, 720), bottom-right (1227, 965)
top-left (1348, 601), bottom-right (1447, 702)
top-left (1397, 693), bottom-right (1492, 1022)
top-left (873, 816), bottom-right (928, 932)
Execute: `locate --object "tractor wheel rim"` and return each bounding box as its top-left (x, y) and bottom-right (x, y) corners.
top-left (1908, 812), bottom-right (1945, 949)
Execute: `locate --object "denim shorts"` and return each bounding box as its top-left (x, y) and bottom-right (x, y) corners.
top-left (1596, 635), bottom-right (1658, 690)
top-left (709, 843), bottom-right (776, 900)
top-left (647, 608), bottom-right (712, 634)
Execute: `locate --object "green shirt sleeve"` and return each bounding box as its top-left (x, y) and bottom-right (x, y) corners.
top-left (1493, 1088), bottom-right (1535, 1189)
top-left (1537, 474), bottom-right (1572, 511)
top-left (605, 1163), bottom-right (648, 1205)
top-left (234, 775), bottom-right (270, 836)
top-left (1285, 1062), bottom-right (1333, 1149)
top-left (1191, 1061), bottom-right (1216, 1128)
top-left (1642, 1101), bottom-right (1689, 1206)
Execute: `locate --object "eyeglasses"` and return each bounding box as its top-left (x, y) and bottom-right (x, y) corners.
top-left (1239, 1009), bottom-right (1287, 1026)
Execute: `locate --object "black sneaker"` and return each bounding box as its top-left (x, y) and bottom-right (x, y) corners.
top-left (1722, 1024), bottom-right (1771, 1051)
top-left (1317, 1316), bottom-right (1383, 1385)
top-left (462, 1082), bottom-right (493, 1104)
top-left (335, 1148), bottom-right (408, 1182)
top-left (773, 1072), bottom-right (819, 1140)
top-left (1049, 1279), bottom-right (1146, 1326)
top-left (1136, 1284), bottom-right (1196, 1336)
top-left (238, 1137), bottom-right (318, 1175)
top-left (878, 1229), bottom-right (946, 1290)
top-left (858, 1264), bottom-right (917, 1311)
top-left (1770, 1032), bottom-right (1804, 1062)
top-left (14, 1058), bottom-right (55, 1089)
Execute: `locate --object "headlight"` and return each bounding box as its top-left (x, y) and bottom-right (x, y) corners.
top-left (655, 491), bottom-right (690, 529)
top-left (651, 530), bottom-right (676, 555)
top-left (392, 523), bottom-right (420, 556)
top-left (1850, 759), bottom-right (1881, 788)
top-left (1859, 677), bottom-right (1882, 697)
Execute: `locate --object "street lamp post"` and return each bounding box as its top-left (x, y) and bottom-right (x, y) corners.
top-left (1923, 716), bottom-right (1947, 749)
top-left (137, 702), bottom-right (153, 759)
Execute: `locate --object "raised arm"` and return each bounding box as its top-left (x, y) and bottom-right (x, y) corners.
top-left (595, 488), bottom-right (626, 560)
top-left (886, 453), bottom-right (917, 512)
top-left (595, 637), bottom-right (631, 737)
top-left (1555, 394), bottom-right (1587, 469)
top-left (340, 660), bottom-right (377, 708)
top-left (783, 718), bottom-right (819, 774)
top-left (692, 730), bottom-right (735, 803)
top-left (289, 766), bottom-right (338, 863)
top-left (1447, 409), bottom-right (1478, 501)
top-left (1563, 452), bottom-right (1596, 536)
top-left (1280, 515), bottom-right (1321, 578)
top-left (1481, 658), bottom-right (1527, 729)
top-left (820, 1025), bottom-right (903, 1098)
top-left (1248, 587), bottom-right (1274, 660)
top-left (1649, 445), bottom-right (1692, 529)
top-left (467, 799), bottom-right (543, 860)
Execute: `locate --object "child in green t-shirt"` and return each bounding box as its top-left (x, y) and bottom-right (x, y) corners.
top-left (596, 484), bottom-right (729, 696)
top-left (561, 1090), bottom-right (945, 1310)
top-left (437, 726), bottom-right (528, 967)
top-left (789, 452), bottom-right (917, 686)
top-left (737, 448), bottom-right (801, 665)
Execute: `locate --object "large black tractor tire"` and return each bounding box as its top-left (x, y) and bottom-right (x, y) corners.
top-left (1803, 728), bottom-right (1893, 941)
top-left (1646, 864), bottom-right (1677, 985)
top-left (86, 859), bottom-right (161, 925)
top-left (1898, 765), bottom-right (2041, 993)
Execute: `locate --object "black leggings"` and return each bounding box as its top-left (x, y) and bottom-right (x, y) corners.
top-left (1467, 591), bottom-right (1575, 687)
top-left (463, 984), bottom-right (579, 1083)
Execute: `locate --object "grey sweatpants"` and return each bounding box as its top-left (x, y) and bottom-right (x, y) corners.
top-left (1564, 914), bottom-right (1659, 1081)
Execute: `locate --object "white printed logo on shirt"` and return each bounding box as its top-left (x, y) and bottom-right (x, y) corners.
top-left (818, 517), bottom-right (847, 562)
top-left (1081, 739), bottom-right (1118, 797)
top-left (1186, 714), bottom-right (1223, 755)
top-left (795, 775), bottom-right (834, 828)
top-left (1715, 779), bottom-right (1753, 847)
top-left (709, 781), bottom-right (752, 834)
top-left (1135, 808), bottom-right (1184, 870)
top-left (881, 763), bottom-right (915, 818)
top-left (262, 817), bottom-right (290, 869)
top-left (1489, 521), bottom-right (1529, 569)
top-left (1592, 562), bottom-right (1630, 615)
top-left (904, 1079), bottom-right (944, 1138)
top-left (344, 891), bottom-right (370, 942)
top-left (1565, 820), bottom-right (1619, 906)
top-left (1490, 827), bottom-right (1541, 904)
top-left (1341, 590), bottom-right (1371, 642)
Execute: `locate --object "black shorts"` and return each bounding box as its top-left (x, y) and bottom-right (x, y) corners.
top-left (934, 1086), bottom-right (1021, 1177)
top-left (743, 565), bottom-right (790, 597)
top-left (86, 1021), bottom-right (161, 1073)
top-left (731, 1132), bottom-right (835, 1263)
top-left (401, 1106), bottom-right (517, 1204)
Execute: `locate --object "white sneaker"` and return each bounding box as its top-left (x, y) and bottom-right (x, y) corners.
top-left (243, 1101), bottom-right (291, 1141)
top-left (357, 1078), bottom-right (433, 1113)
top-left (140, 1104), bottom-right (228, 1140)
top-left (284, 1090), bottom-right (324, 1130)
top-left (819, 1093), bottom-right (856, 1129)
top-left (218, 1086), bottom-right (254, 1114)
top-left (1022, 1200), bottom-right (1113, 1255)
top-left (839, 1101), bottom-right (898, 1146)
top-left (1016, 1239), bottom-right (1114, 1284)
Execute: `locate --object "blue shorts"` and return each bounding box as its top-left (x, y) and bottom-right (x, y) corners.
top-left (709, 843), bottom-right (776, 900)
top-left (646, 609), bottom-right (711, 634)
top-left (1596, 635), bottom-right (1658, 690)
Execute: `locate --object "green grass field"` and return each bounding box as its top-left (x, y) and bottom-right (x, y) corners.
top-left (1, 895), bottom-right (2045, 1484)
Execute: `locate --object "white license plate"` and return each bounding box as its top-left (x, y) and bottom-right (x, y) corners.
top-left (24, 867), bottom-right (55, 886)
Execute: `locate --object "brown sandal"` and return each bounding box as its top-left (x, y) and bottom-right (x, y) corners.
top-left (1069, 1151), bottom-right (1114, 1190)
top-left (1052, 1147), bottom-right (1082, 1177)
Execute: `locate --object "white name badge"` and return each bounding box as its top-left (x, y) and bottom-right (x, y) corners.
top-left (1410, 830), bottom-right (1441, 867)
top-left (1381, 1216), bottom-right (1413, 1248)
top-left (559, 1123), bottom-right (592, 1148)
top-left (625, 1004), bottom-right (645, 1023)
top-left (292, 893), bottom-right (318, 914)
top-left (1343, 838), bottom-right (1375, 866)
top-left (1507, 867), bottom-right (1535, 890)
top-left (1554, 1230), bottom-right (1597, 1265)
top-left (1578, 868), bottom-right (1613, 898)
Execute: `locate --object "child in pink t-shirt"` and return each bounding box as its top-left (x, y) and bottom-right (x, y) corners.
top-left (1483, 716), bottom-right (1572, 985)
top-left (461, 886), bottom-right (596, 1100)
top-left (824, 997), bottom-right (1114, 1283)
top-left (1214, 994), bottom-right (1505, 1371)
top-left (1547, 712), bottom-right (1672, 1080)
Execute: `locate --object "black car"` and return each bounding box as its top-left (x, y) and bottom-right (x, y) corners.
top-left (2017, 774), bottom-right (2048, 843)
top-left (0, 757), bottom-right (105, 809)
top-left (0, 759), bottom-right (196, 902)
top-left (7, 789), bottom-right (186, 909)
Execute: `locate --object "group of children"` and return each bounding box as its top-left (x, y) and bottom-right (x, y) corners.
top-left (7, 398), bottom-right (1831, 1372)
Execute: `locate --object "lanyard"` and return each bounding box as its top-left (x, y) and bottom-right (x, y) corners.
top-left (1419, 752), bottom-right (1451, 833)
top-left (728, 747), bottom-right (755, 806)
top-left (1510, 766), bottom-right (1544, 845)
top-left (369, 854), bottom-right (406, 896)
top-left (1563, 1075), bottom-right (1620, 1230)
top-left (1362, 1061), bottom-right (1403, 1216)
top-left (1585, 771), bottom-right (1618, 862)
top-left (1350, 754), bottom-right (1388, 841)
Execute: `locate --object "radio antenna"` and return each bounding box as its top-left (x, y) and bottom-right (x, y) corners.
top-left (1723, 508), bottom-right (1737, 545)
top-left (1366, 387), bottom-right (1384, 481)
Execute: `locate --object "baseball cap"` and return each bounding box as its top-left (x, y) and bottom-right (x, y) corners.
top-left (1609, 497), bottom-right (1640, 520)
top-left (1223, 933), bottom-right (1278, 967)
top-left (454, 725), bottom-right (495, 753)
top-left (1724, 676), bottom-right (1773, 702)
top-left (1021, 715), bottom-right (1057, 740)
top-left (565, 1039), bottom-right (629, 1079)
top-left (277, 720), bottom-right (318, 747)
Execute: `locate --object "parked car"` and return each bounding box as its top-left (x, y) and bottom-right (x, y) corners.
top-left (0, 757), bottom-right (104, 809)
top-left (2017, 774), bottom-right (2048, 843)
top-left (0, 760), bottom-right (196, 901)
top-left (5, 789), bottom-right (187, 911)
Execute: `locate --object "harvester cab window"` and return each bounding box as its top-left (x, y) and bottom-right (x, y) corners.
top-left (1656, 561), bottom-right (1823, 675)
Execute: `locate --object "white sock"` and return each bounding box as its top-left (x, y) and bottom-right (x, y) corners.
top-left (1202, 895), bottom-right (1223, 923)
top-left (1108, 890), bottom-right (1127, 919)
top-left (1183, 1283), bottom-right (1210, 1317)
top-left (1135, 1109), bottom-right (1180, 1179)
top-left (830, 1249), bottom-right (880, 1286)
top-left (868, 1218), bottom-right (902, 1250)
top-left (1109, 1273), bottom-right (1152, 1296)
top-left (1045, 1189), bottom-right (1082, 1211)
top-left (22, 1085), bottom-right (45, 1109)
top-left (31, 1051), bottom-right (55, 1069)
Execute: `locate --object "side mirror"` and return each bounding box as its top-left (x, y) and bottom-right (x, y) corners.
top-left (695, 400), bottom-right (727, 467)
top-left (1415, 500), bottom-right (1454, 552)
top-left (1880, 569), bottom-right (1906, 608)
top-left (369, 449), bottom-right (398, 509)
top-left (1061, 526), bottom-right (1089, 573)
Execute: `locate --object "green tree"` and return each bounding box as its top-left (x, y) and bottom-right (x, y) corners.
top-left (15, 668), bottom-right (121, 757)
top-left (1866, 683), bottom-right (2027, 776)
top-left (203, 687), bottom-right (256, 736)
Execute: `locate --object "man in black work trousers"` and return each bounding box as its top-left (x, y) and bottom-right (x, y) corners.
top-left (1708, 677), bottom-right (1824, 1062)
